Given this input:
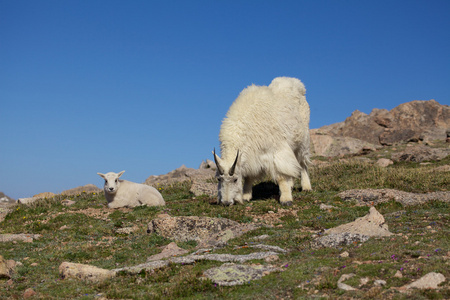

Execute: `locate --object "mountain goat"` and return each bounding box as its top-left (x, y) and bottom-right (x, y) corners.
top-left (97, 171), bottom-right (165, 208)
top-left (213, 76), bottom-right (311, 206)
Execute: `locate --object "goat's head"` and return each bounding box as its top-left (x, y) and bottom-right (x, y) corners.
top-left (213, 149), bottom-right (243, 206)
top-left (97, 170), bottom-right (125, 194)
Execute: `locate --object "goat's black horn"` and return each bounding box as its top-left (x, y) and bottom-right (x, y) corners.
top-left (213, 148), bottom-right (224, 175)
top-left (229, 150), bottom-right (239, 176)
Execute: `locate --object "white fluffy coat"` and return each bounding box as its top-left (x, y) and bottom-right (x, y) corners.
top-left (97, 171), bottom-right (165, 208)
top-left (214, 76), bottom-right (311, 206)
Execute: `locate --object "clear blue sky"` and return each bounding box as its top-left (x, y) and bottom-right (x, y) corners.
top-left (1, 0), bottom-right (449, 200)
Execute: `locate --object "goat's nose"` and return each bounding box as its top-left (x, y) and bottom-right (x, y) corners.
top-left (109, 187), bottom-right (114, 191)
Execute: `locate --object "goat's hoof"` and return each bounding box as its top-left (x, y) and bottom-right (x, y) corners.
top-left (280, 201), bottom-right (293, 206)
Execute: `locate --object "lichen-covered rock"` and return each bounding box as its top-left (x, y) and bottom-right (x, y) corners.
top-left (0, 234), bottom-right (42, 243)
top-left (402, 272), bottom-right (446, 290)
top-left (59, 262), bottom-right (116, 282)
top-left (147, 214), bottom-right (257, 247)
top-left (203, 263), bottom-right (280, 286)
top-left (338, 189), bottom-right (450, 206)
top-left (0, 255), bottom-right (16, 279)
top-left (391, 145), bottom-right (450, 162)
top-left (337, 273), bottom-right (358, 291)
top-left (325, 207), bottom-right (393, 237)
top-left (314, 232), bottom-right (370, 248)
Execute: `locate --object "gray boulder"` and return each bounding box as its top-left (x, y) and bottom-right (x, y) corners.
top-left (147, 214), bottom-right (257, 248)
top-left (203, 263), bottom-right (281, 286)
top-left (338, 189), bottom-right (450, 206)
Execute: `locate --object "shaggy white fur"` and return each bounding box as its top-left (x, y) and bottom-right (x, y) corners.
top-left (97, 171), bottom-right (165, 208)
top-left (214, 76), bottom-right (311, 206)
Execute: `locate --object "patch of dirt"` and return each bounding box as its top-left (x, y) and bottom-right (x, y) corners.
top-left (249, 207), bottom-right (299, 225)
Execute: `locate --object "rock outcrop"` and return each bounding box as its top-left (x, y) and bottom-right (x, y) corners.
top-left (202, 263), bottom-right (281, 286)
top-left (338, 189), bottom-right (450, 206)
top-left (0, 255), bottom-right (16, 279)
top-left (61, 184), bottom-right (102, 196)
top-left (325, 207), bottom-right (393, 237)
top-left (59, 262), bottom-right (115, 283)
top-left (0, 192), bottom-right (15, 203)
top-left (400, 272), bottom-right (446, 290)
top-left (391, 145), bottom-right (450, 162)
top-left (314, 207), bottom-right (392, 248)
top-left (147, 214), bottom-right (257, 248)
top-left (311, 100), bottom-right (450, 157)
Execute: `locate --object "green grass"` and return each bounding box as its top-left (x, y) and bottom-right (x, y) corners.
top-left (1, 154), bottom-right (449, 299)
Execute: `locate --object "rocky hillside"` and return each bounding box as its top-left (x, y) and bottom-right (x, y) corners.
top-left (1, 99), bottom-right (449, 201)
top-left (0, 99), bottom-right (449, 299)
top-left (311, 99), bottom-right (449, 157)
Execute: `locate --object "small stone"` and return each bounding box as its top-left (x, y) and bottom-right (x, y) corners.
top-left (394, 270), bottom-right (403, 278)
top-left (61, 199), bottom-right (76, 206)
top-left (339, 251), bottom-right (349, 258)
top-left (23, 288), bottom-right (36, 299)
top-left (337, 273), bottom-right (358, 291)
top-left (264, 255), bottom-right (279, 262)
top-left (319, 204), bottom-right (335, 210)
top-left (253, 234), bottom-right (269, 241)
top-left (376, 158), bottom-right (394, 167)
top-left (374, 279), bottom-right (386, 286)
top-left (30, 263), bottom-right (38, 267)
top-left (359, 277), bottom-right (369, 286)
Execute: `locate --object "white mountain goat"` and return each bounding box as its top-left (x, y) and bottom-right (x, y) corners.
top-left (213, 76), bottom-right (312, 206)
top-left (97, 171), bottom-right (165, 208)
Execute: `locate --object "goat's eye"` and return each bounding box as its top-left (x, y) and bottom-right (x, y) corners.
top-left (233, 178), bottom-right (238, 183)
top-left (104, 180), bottom-right (107, 184)
top-left (115, 179), bottom-right (118, 183)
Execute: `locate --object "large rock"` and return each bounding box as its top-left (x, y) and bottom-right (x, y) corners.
top-left (203, 263), bottom-right (280, 286)
top-left (61, 184), bottom-right (102, 196)
top-left (0, 192), bottom-right (15, 203)
top-left (33, 192), bottom-right (56, 199)
top-left (145, 164), bottom-right (216, 196)
top-left (391, 145), bottom-right (450, 162)
top-left (324, 207), bottom-right (393, 237)
top-left (320, 109), bottom-right (386, 145)
top-left (314, 100), bottom-right (450, 147)
top-left (0, 255), bottom-right (16, 279)
top-left (114, 251), bottom-right (281, 275)
top-left (59, 262), bottom-right (116, 282)
top-left (0, 234), bottom-right (42, 243)
top-left (314, 233), bottom-right (370, 248)
top-left (313, 207), bottom-right (392, 248)
top-left (401, 272), bottom-right (446, 290)
top-left (310, 130), bottom-right (381, 157)
top-left (147, 214), bottom-right (257, 248)
top-left (338, 189), bottom-right (450, 206)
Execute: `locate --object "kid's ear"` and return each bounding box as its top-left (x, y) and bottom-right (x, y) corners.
top-left (97, 172), bottom-right (106, 179)
top-left (118, 170), bottom-right (125, 178)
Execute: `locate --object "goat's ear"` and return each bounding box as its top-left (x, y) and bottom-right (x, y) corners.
top-left (213, 149), bottom-right (224, 175)
top-left (118, 171), bottom-right (125, 178)
top-left (97, 172), bottom-right (106, 179)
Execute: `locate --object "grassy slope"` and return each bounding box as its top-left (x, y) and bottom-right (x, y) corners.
top-left (1, 152), bottom-right (449, 299)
